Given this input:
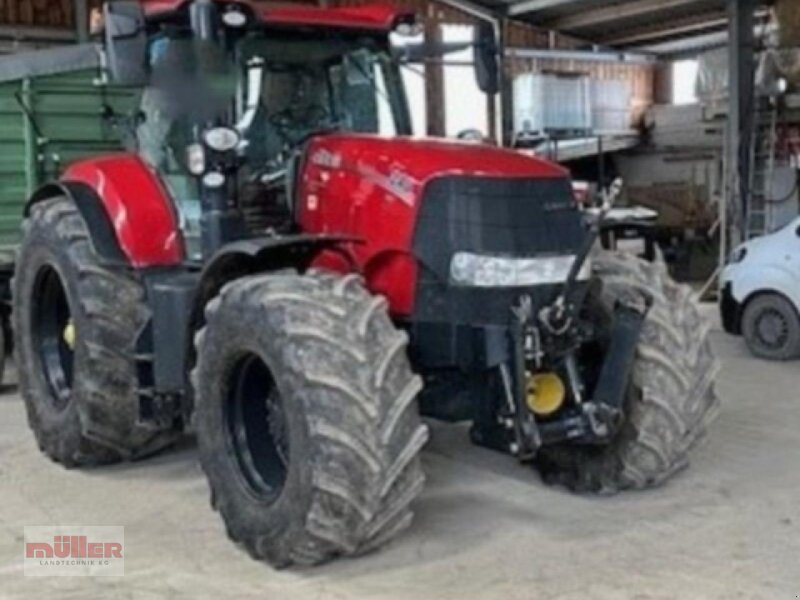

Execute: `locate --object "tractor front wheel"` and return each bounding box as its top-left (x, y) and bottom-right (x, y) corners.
top-left (193, 270), bottom-right (428, 567)
top-left (537, 251), bottom-right (720, 493)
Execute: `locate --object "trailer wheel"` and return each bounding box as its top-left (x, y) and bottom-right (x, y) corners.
top-left (537, 251), bottom-right (720, 493)
top-left (193, 270), bottom-right (428, 567)
top-left (13, 196), bottom-right (178, 466)
top-left (741, 293), bottom-right (800, 360)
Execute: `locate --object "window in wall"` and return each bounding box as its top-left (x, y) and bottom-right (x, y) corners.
top-left (672, 59), bottom-right (699, 105)
top-left (441, 24), bottom-right (489, 138)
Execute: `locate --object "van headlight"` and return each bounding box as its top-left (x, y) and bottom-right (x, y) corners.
top-left (728, 245), bottom-right (748, 264)
top-left (450, 253), bottom-right (591, 287)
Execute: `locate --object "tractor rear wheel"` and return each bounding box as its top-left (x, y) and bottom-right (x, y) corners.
top-left (537, 251), bottom-right (720, 493)
top-left (13, 196), bottom-right (178, 466)
top-left (193, 270), bottom-right (428, 567)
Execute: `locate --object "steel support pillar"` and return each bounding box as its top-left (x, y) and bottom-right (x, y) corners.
top-left (75, 0), bottom-right (89, 43)
top-left (725, 0), bottom-right (756, 249)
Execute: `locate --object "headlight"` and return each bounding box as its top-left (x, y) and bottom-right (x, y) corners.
top-left (202, 171), bottom-right (226, 188)
top-left (728, 245), bottom-right (748, 264)
top-left (222, 8), bottom-right (247, 28)
top-left (450, 253), bottom-right (592, 287)
top-left (186, 143), bottom-right (205, 175)
top-left (203, 127), bottom-right (240, 152)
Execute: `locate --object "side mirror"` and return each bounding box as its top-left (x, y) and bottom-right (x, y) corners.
top-left (104, 1), bottom-right (148, 85)
top-left (474, 21), bottom-right (499, 96)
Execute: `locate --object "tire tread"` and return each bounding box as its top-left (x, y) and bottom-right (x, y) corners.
top-left (194, 270), bottom-right (427, 567)
top-left (537, 251), bottom-right (720, 493)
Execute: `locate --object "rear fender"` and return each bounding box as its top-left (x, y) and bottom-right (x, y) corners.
top-left (26, 154), bottom-right (184, 268)
top-left (27, 181), bottom-right (130, 266)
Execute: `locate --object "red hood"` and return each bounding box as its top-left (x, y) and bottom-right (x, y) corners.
top-left (300, 135), bottom-right (572, 316)
top-left (306, 134), bottom-right (569, 194)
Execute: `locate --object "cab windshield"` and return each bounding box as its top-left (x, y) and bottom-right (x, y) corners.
top-left (137, 33), bottom-right (412, 170)
top-left (241, 35), bottom-right (411, 164)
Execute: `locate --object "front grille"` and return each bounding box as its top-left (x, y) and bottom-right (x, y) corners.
top-left (411, 176), bottom-right (585, 326)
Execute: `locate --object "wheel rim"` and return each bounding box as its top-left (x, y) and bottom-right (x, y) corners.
top-left (32, 265), bottom-right (74, 410)
top-left (224, 353), bottom-right (289, 501)
top-left (755, 308), bottom-right (789, 350)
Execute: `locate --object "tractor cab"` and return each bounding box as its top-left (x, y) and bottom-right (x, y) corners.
top-left (102, 0), bottom-right (502, 260)
top-left (104, 0), bottom-right (424, 259)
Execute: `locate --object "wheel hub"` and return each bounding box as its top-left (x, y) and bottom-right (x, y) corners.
top-left (32, 265), bottom-right (74, 410)
top-left (756, 308), bottom-right (789, 348)
top-left (63, 319), bottom-right (76, 351)
top-left (225, 353), bottom-right (289, 501)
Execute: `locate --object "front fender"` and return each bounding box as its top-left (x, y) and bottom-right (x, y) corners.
top-left (726, 262), bottom-right (800, 314)
top-left (27, 154), bottom-right (185, 268)
top-left (203, 235), bottom-right (358, 276)
top-left (197, 234), bottom-right (359, 311)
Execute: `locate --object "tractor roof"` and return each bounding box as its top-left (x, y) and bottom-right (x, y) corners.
top-left (140, 1), bottom-right (414, 32)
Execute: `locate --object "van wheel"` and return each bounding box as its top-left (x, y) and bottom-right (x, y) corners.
top-left (742, 293), bottom-right (800, 360)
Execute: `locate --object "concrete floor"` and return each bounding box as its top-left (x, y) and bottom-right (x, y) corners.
top-left (1, 306), bottom-right (799, 599)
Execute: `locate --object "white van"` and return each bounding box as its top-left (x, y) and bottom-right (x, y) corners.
top-left (721, 217), bottom-right (800, 359)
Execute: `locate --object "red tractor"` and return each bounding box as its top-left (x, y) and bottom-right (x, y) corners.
top-left (14, 0), bottom-right (719, 567)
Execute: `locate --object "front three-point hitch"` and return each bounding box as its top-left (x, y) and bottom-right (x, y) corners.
top-left (495, 215), bottom-right (653, 460)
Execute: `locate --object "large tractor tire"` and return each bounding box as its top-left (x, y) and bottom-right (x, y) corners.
top-left (193, 270), bottom-right (428, 568)
top-left (537, 251), bottom-right (720, 493)
top-left (13, 197), bottom-right (178, 466)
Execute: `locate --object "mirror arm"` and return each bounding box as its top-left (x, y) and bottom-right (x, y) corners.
top-left (235, 57), bottom-right (264, 135)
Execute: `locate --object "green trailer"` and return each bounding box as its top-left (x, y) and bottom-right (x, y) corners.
top-left (0, 44), bottom-right (139, 384)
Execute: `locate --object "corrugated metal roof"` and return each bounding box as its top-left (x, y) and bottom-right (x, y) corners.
top-left (541, 0), bottom-right (726, 42)
top-left (472, 0), bottom-right (770, 56)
